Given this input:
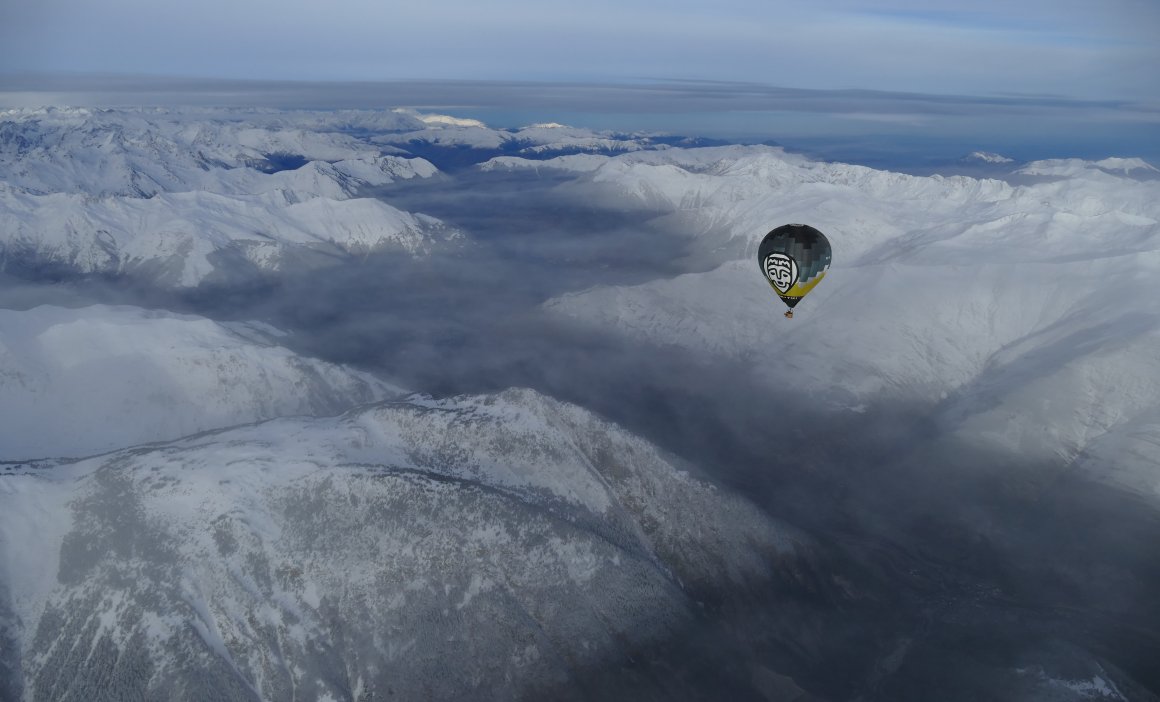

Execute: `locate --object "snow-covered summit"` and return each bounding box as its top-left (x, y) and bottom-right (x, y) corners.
top-left (1017, 156), bottom-right (1158, 179)
top-left (409, 111), bottom-right (489, 128)
top-left (376, 113), bottom-right (655, 155)
top-left (1093, 156), bottom-right (1157, 174)
top-left (964, 151), bottom-right (1015, 164)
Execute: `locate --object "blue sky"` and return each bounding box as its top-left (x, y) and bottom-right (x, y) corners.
top-left (2, 0), bottom-right (1158, 101)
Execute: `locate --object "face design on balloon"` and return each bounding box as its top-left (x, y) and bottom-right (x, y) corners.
top-left (764, 253), bottom-right (798, 294)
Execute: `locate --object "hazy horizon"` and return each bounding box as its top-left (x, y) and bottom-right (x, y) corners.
top-left (3, 73), bottom-right (1158, 168)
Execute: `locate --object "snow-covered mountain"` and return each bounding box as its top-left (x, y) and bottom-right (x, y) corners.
top-left (0, 107), bottom-right (432, 197)
top-left (3, 105), bottom-right (1158, 699)
top-left (0, 388), bottom-right (801, 701)
top-left (539, 147), bottom-right (1160, 502)
top-left (964, 151), bottom-right (1015, 164)
top-left (378, 109), bottom-right (658, 155)
top-left (484, 145), bottom-right (1019, 259)
top-left (0, 107), bottom-right (712, 286)
top-left (0, 182), bottom-right (451, 287)
top-left (0, 305), bottom-right (402, 459)
top-left (1017, 156), bottom-right (1160, 179)
top-left (0, 108), bottom-right (453, 286)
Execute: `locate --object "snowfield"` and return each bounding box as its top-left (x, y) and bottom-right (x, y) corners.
top-left (0, 389), bottom-right (799, 701)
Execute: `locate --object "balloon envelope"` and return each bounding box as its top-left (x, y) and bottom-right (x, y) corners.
top-left (757, 224), bottom-right (832, 310)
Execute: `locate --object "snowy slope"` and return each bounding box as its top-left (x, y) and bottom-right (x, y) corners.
top-left (0, 106), bottom-right (440, 187)
top-left (0, 305), bottom-right (402, 459)
top-left (543, 147), bottom-right (1160, 498)
top-left (0, 108), bottom-right (451, 286)
top-left (0, 107), bottom-right (435, 197)
top-left (0, 183), bottom-right (450, 286)
top-left (1018, 157), bottom-right (1159, 179)
top-left (484, 145), bottom-right (1016, 261)
top-left (0, 388), bottom-right (799, 701)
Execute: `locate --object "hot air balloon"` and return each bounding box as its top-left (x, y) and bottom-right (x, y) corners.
top-left (758, 224), bottom-right (832, 318)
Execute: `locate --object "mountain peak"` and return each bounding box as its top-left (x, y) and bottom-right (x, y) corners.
top-left (407, 111), bottom-right (489, 128)
top-left (1093, 156), bottom-right (1157, 173)
top-left (964, 150), bottom-right (1014, 164)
